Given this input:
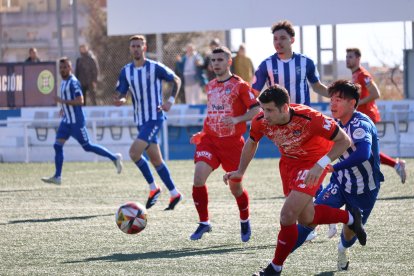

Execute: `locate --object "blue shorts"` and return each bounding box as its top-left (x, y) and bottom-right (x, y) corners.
top-left (136, 120), bottom-right (163, 144)
top-left (314, 181), bottom-right (380, 225)
top-left (56, 122), bottom-right (90, 145)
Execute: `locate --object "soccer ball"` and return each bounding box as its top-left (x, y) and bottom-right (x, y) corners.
top-left (115, 202), bottom-right (148, 234)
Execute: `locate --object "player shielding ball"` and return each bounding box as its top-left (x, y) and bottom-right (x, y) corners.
top-left (224, 85), bottom-right (367, 275)
top-left (291, 80), bottom-right (384, 271)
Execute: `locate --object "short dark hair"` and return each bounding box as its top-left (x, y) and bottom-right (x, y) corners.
top-left (129, 35), bottom-right (146, 44)
top-left (258, 85), bottom-right (290, 109)
top-left (212, 46), bottom-right (232, 59)
top-left (59, 56), bottom-right (71, 65)
top-left (328, 79), bottom-right (360, 108)
top-left (346, 48), bottom-right (361, 58)
top-left (271, 20), bottom-right (295, 37)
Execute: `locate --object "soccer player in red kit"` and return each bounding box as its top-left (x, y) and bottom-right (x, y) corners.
top-left (189, 46), bottom-right (260, 242)
top-left (346, 48), bottom-right (406, 183)
top-left (224, 85), bottom-right (367, 275)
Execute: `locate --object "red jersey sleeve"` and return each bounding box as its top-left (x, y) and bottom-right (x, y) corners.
top-left (308, 111), bottom-right (339, 141)
top-left (249, 112), bottom-right (265, 142)
top-left (238, 82), bottom-right (259, 109)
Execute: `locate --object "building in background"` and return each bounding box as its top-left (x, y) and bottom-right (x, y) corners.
top-left (0, 0), bottom-right (102, 63)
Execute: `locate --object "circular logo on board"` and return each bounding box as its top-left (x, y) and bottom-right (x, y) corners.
top-left (37, 70), bottom-right (55, 95)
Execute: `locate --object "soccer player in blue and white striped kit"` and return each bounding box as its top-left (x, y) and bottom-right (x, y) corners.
top-left (114, 35), bottom-right (183, 211)
top-left (41, 57), bottom-right (122, 185)
top-left (252, 20), bottom-right (329, 105)
top-left (290, 80), bottom-right (384, 273)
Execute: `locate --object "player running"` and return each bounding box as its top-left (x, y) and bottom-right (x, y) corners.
top-left (291, 80), bottom-right (384, 271)
top-left (189, 46), bottom-right (260, 242)
top-left (224, 85), bottom-right (367, 275)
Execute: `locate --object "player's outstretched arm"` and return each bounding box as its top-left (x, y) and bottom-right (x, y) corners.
top-left (230, 105), bottom-right (261, 125)
top-left (311, 81), bottom-right (330, 98)
top-left (358, 80), bottom-right (380, 105)
top-left (305, 127), bottom-right (351, 186)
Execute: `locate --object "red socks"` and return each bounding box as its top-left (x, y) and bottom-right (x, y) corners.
top-left (192, 185), bottom-right (209, 222)
top-left (312, 205), bottom-right (349, 225)
top-left (193, 185), bottom-right (250, 223)
top-left (273, 223), bottom-right (298, 266)
top-left (236, 189), bottom-right (250, 220)
top-left (380, 152), bottom-right (397, 167)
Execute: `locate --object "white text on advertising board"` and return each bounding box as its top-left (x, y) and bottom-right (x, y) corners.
top-left (0, 74), bottom-right (23, 92)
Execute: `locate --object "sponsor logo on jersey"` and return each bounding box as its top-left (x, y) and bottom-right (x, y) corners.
top-left (298, 183), bottom-right (306, 189)
top-left (293, 129), bottom-right (301, 136)
top-left (225, 89), bottom-right (231, 95)
top-left (212, 104), bottom-right (224, 111)
top-left (352, 127), bottom-right (366, 139)
top-left (196, 151), bottom-right (212, 160)
top-left (323, 118), bottom-right (332, 130)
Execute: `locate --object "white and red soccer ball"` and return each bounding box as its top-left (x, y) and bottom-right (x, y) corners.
top-left (115, 202), bottom-right (147, 234)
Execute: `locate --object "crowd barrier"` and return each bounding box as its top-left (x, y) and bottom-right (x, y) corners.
top-left (0, 101), bottom-right (413, 163)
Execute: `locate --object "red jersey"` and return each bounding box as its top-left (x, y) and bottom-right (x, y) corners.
top-left (203, 75), bottom-right (258, 137)
top-left (250, 104), bottom-right (338, 162)
top-left (352, 66), bottom-right (381, 123)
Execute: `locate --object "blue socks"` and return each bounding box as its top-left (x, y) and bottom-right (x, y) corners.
top-left (291, 224), bottom-right (314, 253)
top-left (53, 143), bottom-right (64, 178)
top-left (135, 157), bottom-right (155, 184)
top-left (155, 162), bottom-right (175, 191)
top-left (341, 231), bottom-right (357, 248)
top-left (135, 158), bottom-right (175, 191)
top-left (82, 143), bottom-right (116, 161)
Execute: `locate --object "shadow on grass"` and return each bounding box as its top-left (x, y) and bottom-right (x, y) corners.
top-left (63, 244), bottom-right (274, 263)
top-left (254, 196), bottom-right (285, 201)
top-left (0, 189), bottom-right (35, 193)
top-left (314, 271), bottom-right (336, 276)
top-left (377, 195), bottom-right (414, 201)
top-left (2, 214), bottom-right (112, 225)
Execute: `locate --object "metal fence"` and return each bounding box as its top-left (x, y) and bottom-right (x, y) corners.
top-left (89, 32), bottom-right (225, 106)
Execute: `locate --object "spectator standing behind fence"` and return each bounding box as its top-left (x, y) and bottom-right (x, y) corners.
top-left (75, 44), bottom-right (99, 106)
top-left (175, 43), bottom-right (207, 104)
top-left (41, 57), bottom-right (122, 185)
top-left (204, 38), bottom-right (221, 81)
top-left (25, 48), bottom-right (40, 63)
top-left (232, 44), bottom-right (255, 83)
top-left (346, 48), bottom-right (407, 184)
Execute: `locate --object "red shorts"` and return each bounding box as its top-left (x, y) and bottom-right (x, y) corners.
top-left (279, 157), bottom-right (328, 197)
top-left (194, 134), bottom-right (244, 172)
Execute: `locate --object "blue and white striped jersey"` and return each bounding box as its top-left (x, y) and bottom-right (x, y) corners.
top-left (331, 112), bottom-right (384, 195)
top-left (60, 74), bottom-right (85, 125)
top-left (116, 59), bottom-right (176, 126)
top-left (252, 52), bottom-right (320, 106)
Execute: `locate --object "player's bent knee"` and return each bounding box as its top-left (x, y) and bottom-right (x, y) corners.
top-left (229, 183), bottom-right (243, 197)
top-left (129, 149), bottom-right (141, 162)
top-left (280, 210), bottom-right (298, 225)
top-left (82, 143), bottom-right (94, 152)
